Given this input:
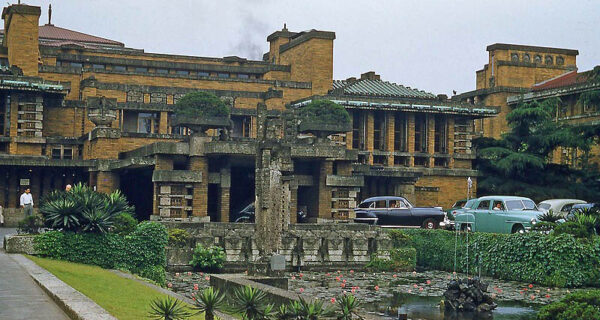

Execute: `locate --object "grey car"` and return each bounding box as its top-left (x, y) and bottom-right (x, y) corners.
top-left (354, 196), bottom-right (445, 228)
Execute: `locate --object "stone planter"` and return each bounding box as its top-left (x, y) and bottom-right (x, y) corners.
top-left (88, 108), bottom-right (117, 127)
top-left (298, 121), bottom-right (351, 138)
top-left (172, 116), bottom-right (231, 135)
top-left (3, 234), bottom-right (38, 254)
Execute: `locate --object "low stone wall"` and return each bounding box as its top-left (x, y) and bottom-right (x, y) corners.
top-left (1, 208), bottom-right (41, 227)
top-left (3, 234), bottom-right (38, 254)
top-left (162, 222), bottom-right (391, 271)
top-left (210, 274), bottom-right (299, 307)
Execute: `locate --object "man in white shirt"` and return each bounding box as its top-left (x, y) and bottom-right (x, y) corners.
top-left (20, 188), bottom-right (34, 217)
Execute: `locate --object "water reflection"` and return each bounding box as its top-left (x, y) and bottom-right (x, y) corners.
top-left (364, 293), bottom-right (537, 320)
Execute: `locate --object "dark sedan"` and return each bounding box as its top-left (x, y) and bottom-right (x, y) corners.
top-left (354, 196), bottom-right (445, 228)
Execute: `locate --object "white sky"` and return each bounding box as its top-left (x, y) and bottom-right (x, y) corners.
top-left (18, 0), bottom-right (600, 95)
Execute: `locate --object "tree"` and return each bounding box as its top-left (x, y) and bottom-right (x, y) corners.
top-left (174, 91), bottom-right (229, 118)
top-left (474, 97), bottom-right (600, 202)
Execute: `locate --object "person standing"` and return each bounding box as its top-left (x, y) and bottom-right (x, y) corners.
top-left (20, 188), bottom-right (34, 217)
top-left (65, 184), bottom-right (72, 192)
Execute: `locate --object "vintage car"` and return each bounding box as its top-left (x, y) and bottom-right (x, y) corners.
top-left (567, 203), bottom-right (600, 220)
top-left (455, 196), bottom-right (541, 234)
top-left (444, 198), bottom-right (478, 229)
top-left (232, 202), bottom-right (308, 223)
top-left (353, 196), bottom-right (445, 228)
top-left (538, 199), bottom-right (587, 217)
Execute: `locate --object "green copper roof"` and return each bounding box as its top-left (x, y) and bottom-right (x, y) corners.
top-left (331, 79), bottom-right (436, 99)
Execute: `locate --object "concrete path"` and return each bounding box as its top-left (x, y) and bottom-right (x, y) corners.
top-left (0, 228), bottom-right (70, 320)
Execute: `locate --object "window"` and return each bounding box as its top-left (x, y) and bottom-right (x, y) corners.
top-left (394, 113), bottom-right (407, 152)
top-left (176, 70), bottom-right (189, 75)
top-left (414, 114), bottom-right (428, 152)
top-left (545, 55), bottom-right (553, 65)
top-left (92, 64), bottom-right (105, 70)
top-left (434, 115), bottom-right (447, 153)
top-left (414, 156), bottom-right (428, 166)
top-left (352, 111), bottom-right (365, 149)
top-left (51, 148), bottom-right (61, 159)
top-left (534, 55), bottom-right (542, 63)
top-left (373, 111), bottom-right (385, 151)
top-left (156, 68), bottom-right (169, 74)
top-left (113, 65), bottom-right (126, 72)
top-left (358, 201), bottom-right (372, 208)
top-left (374, 200), bottom-right (386, 208)
top-left (198, 71), bottom-right (209, 77)
top-left (523, 54), bottom-right (531, 63)
top-left (556, 56), bottom-right (564, 65)
top-left (231, 116), bottom-right (252, 138)
top-left (51, 146), bottom-right (74, 159)
top-left (477, 200), bottom-right (490, 210)
top-left (492, 201), bottom-right (505, 211)
top-left (135, 67), bottom-right (148, 73)
top-left (511, 53), bottom-right (519, 62)
top-left (218, 73), bottom-right (229, 78)
top-left (137, 113), bottom-right (158, 133)
top-left (70, 62), bottom-right (83, 68)
top-left (238, 74), bottom-right (249, 79)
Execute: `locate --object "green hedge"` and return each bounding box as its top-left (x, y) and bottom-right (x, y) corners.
top-left (34, 221), bottom-right (168, 285)
top-left (367, 247), bottom-right (416, 272)
top-left (391, 229), bottom-right (600, 288)
top-left (537, 290), bottom-right (600, 320)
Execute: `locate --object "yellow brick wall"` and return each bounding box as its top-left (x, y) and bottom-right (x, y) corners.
top-left (279, 38), bottom-right (333, 95)
top-left (4, 6), bottom-right (40, 76)
top-left (415, 175), bottom-right (477, 209)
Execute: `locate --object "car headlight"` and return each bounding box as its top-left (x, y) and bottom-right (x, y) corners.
top-left (530, 218), bottom-right (537, 225)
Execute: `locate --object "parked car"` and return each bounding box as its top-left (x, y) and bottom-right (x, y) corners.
top-left (538, 199), bottom-right (586, 217)
top-left (455, 196), bottom-right (541, 234)
top-left (353, 196), bottom-right (445, 229)
top-left (567, 203), bottom-right (600, 220)
top-left (232, 202), bottom-right (308, 223)
top-left (444, 198), bottom-right (478, 229)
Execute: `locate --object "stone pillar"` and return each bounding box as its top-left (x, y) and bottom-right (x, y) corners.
top-left (8, 168), bottom-right (18, 208)
top-left (386, 112), bottom-right (395, 166)
top-left (290, 181), bottom-right (298, 224)
top-left (428, 115), bottom-right (436, 167)
top-left (346, 111), bottom-right (353, 150)
top-left (366, 112), bottom-right (374, 164)
top-left (219, 167), bottom-right (231, 222)
top-left (0, 169), bottom-right (6, 207)
top-left (318, 160), bottom-right (333, 220)
top-left (395, 183), bottom-right (416, 205)
top-left (189, 156), bottom-right (209, 219)
top-left (159, 111), bottom-right (169, 134)
top-left (42, 170), bottom-right (52, 198)
top-left (30, 169), bottom-right (41, 206)
top-left (447, 117), bottom-right (455, 168)
top-left (96, 171), bottom-right (119, 193)
top-left (407, 114), bottom-right (416, 166)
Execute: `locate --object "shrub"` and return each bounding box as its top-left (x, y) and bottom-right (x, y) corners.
top-left (40, 183), bottom-right (134, 233)
top-left (34, 221), bottom-right (168, 284)
top-left (148, 296), bottom-right (192, 320)
top-left (17, 215), bottom-right (43, 234)
top-left (111, 213), bottom-right (138, 235)
top-left (168, 228), bottom-right (190, 247)
top-left (367, 248), bottom-right (416, 272)
top-left (190, 244), bottom-right (225, 271)
top-left (175, 91), bottom-right (229, 118)
top-left (392, 229), bottom-right (600, 287)
top-left (193, 287), bottom-right (227, 320)
top-left (230, 285), bottom-right (275, 320)
top-left (539, 210), bottom-right (563, 223)
top-left (297, 100), bottom-right (351, 125)
top-left (554, 221), bottom-right (595, 238)
top-left (537, 290), bottom-right (600, 320)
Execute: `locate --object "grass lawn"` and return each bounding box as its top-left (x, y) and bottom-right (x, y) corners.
top-left (26, 256), bottom-right (203, 320)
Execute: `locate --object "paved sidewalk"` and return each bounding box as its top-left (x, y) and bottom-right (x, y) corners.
top-left (0, 228), bottom-right (69, 320)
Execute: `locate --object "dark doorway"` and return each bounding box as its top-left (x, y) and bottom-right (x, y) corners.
top-left (229, 165), bottom-right (254, 222)
top-left (120, 168), bottom-right (153, 220)
top-left (208, 184), bottom-right (219, 221)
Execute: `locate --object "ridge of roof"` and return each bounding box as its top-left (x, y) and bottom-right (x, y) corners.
top-left (0, 24), bottom-right (124, 47)
top-left (331, 78), bottom-right (436, 99)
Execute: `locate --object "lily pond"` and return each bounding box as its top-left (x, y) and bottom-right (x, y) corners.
top-left (167, 269), bottom-right (586, 319)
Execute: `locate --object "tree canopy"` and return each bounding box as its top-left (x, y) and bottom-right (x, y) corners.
top-left (297, 100), bottom-right (351, 125)
top-left (174, 91), bottom-right (229, 118)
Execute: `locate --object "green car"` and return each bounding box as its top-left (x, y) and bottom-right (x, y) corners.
top-left (455, 196), bottom-right (541, 234)
top-left (446, 199), bottom-right (478, 221)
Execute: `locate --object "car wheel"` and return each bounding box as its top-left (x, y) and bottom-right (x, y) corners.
top-left (422, 219), bottom-right (438, 229)
top-left (460, 223), bottom-right (472, 232)
top-left (512, 224), bottom-right (525, 234)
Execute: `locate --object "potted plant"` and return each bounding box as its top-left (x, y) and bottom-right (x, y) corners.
top-left (172, 91), bottom-right (231, 135)
top-left (87, 97), bottom-right (117, 128)
top-left (296, 100), bottom-right (352, 138)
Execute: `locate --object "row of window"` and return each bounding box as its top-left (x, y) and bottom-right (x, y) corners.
top-left (510, 53), bottom-right (565, 66)
top-left (55, 61), bottom-right (259, 79)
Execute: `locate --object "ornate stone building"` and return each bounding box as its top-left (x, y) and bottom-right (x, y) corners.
top-left (0, 4), bottom-right (495, 224)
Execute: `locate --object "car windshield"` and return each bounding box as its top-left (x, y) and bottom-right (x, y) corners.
top-left (454, 200), bottom-right (466, 207)
top-left (505, 199), bottom-right (537, 210)
top-left (464, 199), bottom-right (476, 209)
top-left (358, 201), bottom-right (372, 208)
top-left (538, 203), bottom-right (551, 210)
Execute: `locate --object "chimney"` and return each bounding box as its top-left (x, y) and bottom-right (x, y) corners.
top-left (437, 94), bottom-right (448, 101)
top-left (360, 71), bottom-right (380, 81)
top-left (2, 4), bottom-right (41, 76)
top-left (345, 77), bottom-right (357, 82)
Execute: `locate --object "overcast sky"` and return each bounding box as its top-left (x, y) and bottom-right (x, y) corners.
top-left (20, 0), bottom-right (600, 95)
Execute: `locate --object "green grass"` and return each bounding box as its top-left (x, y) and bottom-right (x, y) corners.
top-left (26, 256), bottom-right (203, 320)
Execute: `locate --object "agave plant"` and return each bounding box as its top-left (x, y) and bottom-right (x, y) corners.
top-left (298, 297), bottom-right (335, 320)
top-left (573, 212), bottom-right (598, 235)
top-left (231, 285), bottom-right (275, 320)
top-left (276, 300), bottom-right (303, 320)
top-left (194, 287), bottom-right (227, 320)
top-left (148, 296), bottom-right (192, 320)
top-left (538, 209), bottom-right (563, 223)
top-left (336, 294), bottom-right (361, 320)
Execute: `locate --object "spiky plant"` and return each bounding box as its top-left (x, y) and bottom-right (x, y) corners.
top-left (298, 297), bottom-right (335, 320)
top-left (148, 296), bottom-right (192, 320)
top-left (230, 285), bottom-right (274, 320)
top-left (538, 210), bottom-right (563, 223)
top-left (336, 294), bottom-right (361, 320)
top-left (194, 287), bottom-right (227, 320)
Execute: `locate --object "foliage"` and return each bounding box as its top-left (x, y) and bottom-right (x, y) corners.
top-left (230, 285), bottom-right (274, 320)
top-left (569, 207), bottom-right (600, 234)
top-left (189, 243), bottom-right (225, 271)
top-left (17, 215), bottom-right (43, 234)
top-left (391, 229), bottom-right (600, 287)
top-left (537, 290), bottom-right (600, 320)
top-left (34, 221), bottom-right (168, 285)
top-left (168, 228), bottom-right (191, 247)
top-left (474, 97), bottom-right (600, 202)
top-left (366, 247), bottom-right (416, 272)
top-left (539, 210), bottom-right (563, 223)
top-left (175, 91), bottom-right (229, 118)
top-left (194, 287), bottom-right (228, 320)
top-left (112, 213), bottom-right (138, 236)
top-left (297, 297), bottom-right (335, 320)
top-left (531, 221), bottom-right (558, 233)
top-left (297, 100), bottom-right (351, 125)
top-left (39, 183), bottom-right (135, 233)
top-left (148, 296), bottom-right (193, 320)
top-left (336, 294), bottom-right (361, 320)
top-left (553, 221), bottom-right (595, 239)
top-left (27, 256), bottom-right (202, 320)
